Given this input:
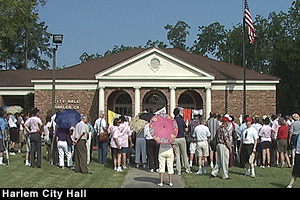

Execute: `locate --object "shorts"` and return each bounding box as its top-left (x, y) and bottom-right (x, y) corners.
top-left (19, 130), bottom-right (26, 143)
top-left (261, 141), bottom-right (271, 150)
top-left (9, 127), bottom-right (18, 143)
top-left (111, 147), bottom-right (122, 155)
top-left (121, 147), bottom-right (129, 154)
top-left (25, 136), bottom-right (31, 152)
top-left (0, 139), bottom-right (4, 152)
top-left (277, 139), bottom-right (288, 153)
top-left (291, 135), bottom-right (299, 149)
top-left (189, 142), bottom-right (196, 154)
top-left (196, 141), bottom-right (209, 157)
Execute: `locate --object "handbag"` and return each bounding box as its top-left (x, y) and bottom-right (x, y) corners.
top-left (99, 132), bottom-right (109, 142)
top-left (98, 118), bottom-right (109, 142)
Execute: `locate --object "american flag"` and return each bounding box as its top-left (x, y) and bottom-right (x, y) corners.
top-left (244, 0), bottom-right (256, 44)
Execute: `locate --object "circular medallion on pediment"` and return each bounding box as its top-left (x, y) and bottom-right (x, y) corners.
top-left (149, 58), bottom-right (161, 72)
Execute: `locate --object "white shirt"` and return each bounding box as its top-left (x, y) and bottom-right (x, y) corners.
top-left (74, 121), bottom-right (88, 140)
top-left (25, 116), bottom-right (42, 133)
top-left (94, 117), bottom-right (107, 135)
top-left (253, 123), bottom-right (263, 133)
top-left (8, 115), bottom-right (17, 128)
top-left (193, 125), bottom-right (211, 142)
top-left (43, 121), bottom-right (52, 142)
top-left (144, 123), bottom-right (153, 140)
top-left (241, 126), bottom-right (258, 144)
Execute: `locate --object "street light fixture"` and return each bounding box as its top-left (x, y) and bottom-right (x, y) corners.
top-left (53, 34), bottom-right (63, 45)
top-left (52, 34), bottom-right (63, 114)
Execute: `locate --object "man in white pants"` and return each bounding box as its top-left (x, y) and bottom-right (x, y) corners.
top-left (56, 128), bottom-right (73, 169)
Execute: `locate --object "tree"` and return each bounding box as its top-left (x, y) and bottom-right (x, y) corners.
top-left (79, 40), bottom-right (167, 63)
top-left (79, 52), bottom-right (102, 63)
top-left (268, 1), bottom-right (300, 114)
top-left (164, 21), bottom-right (191, 50)
top-left (0, 0), bottom-right (51, 70)
top-left (144, 40), bottom-right (167, 48)
top-left (191, 22), bottom-right (227, 58)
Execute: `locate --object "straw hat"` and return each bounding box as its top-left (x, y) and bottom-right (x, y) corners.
top-left (292, 113), bottom-right (300, 121)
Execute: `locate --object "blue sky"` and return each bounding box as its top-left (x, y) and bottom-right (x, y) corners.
top-left (38, 0), bottom-right (295, 68)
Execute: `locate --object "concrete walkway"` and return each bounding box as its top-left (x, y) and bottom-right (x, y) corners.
top-left (121, 167), bottom-right (185, 188)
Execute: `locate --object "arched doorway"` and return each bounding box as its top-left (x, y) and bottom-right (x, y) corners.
top-left (107, 90), bottom-right (132, 116)
top-left (178, 90), bottom-right (203, 110)
top-left (143, 90), bottom-right (167, 114)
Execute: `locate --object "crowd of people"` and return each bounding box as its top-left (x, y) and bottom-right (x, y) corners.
top-left (1, 106), bottom-right (300, 188)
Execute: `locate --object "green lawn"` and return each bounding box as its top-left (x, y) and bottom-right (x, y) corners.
top-left (182, 165), bottom-right (300, 188)
top-left (0, 148), bottom-right (126, 188)
top-left (1, 148), bottom-right (299, 188)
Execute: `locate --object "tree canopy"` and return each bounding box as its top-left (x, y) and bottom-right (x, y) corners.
top-left (0, 0), bottom-right (51, 70)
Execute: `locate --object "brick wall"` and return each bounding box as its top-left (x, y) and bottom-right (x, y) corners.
top-left (34, 88), bottom-right (277, 124)
top-left (34, 90), bottom-right (98, 123)
top-left (211, 90), bottom-right (276, 119)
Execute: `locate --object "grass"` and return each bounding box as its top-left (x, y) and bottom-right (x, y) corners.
top-left (0, 147), bottom-right (126, 188)
top-left (182, 165), bottom-right (300, 188)
top-left (1, 147), bottom-right (299, 188)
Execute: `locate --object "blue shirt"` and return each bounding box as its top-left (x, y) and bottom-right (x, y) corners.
top-left (56, 128), bottom-right (70, 141)
top-left (0, 117), bottom-right (6, 140)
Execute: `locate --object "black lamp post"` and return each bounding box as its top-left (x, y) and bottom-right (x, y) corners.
top-left (52, 34), bottom-right (63, 114)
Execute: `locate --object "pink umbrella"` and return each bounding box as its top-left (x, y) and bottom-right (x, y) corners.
top-left (149, 113), bottom-right (178, 144)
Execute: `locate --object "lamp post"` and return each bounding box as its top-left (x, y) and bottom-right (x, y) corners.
top-left (52, 34), bottom-right (63, 115)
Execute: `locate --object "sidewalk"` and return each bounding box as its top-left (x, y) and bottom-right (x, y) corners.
top-left (121, 166), bottom-right (185, 188)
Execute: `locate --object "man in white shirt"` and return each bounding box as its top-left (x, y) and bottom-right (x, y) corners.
top-left (74, 115), bottom-right (90, 174)
top-left (193, 119), bottom-right (211, 174)
top-left (94, 111), bottom-right (108, 164)
top-left (240, 117), bottom-right (258, 178)
top-left (144, 123), bottom-right (159, 172)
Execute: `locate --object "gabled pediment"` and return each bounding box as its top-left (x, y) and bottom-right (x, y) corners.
top-left (95, 48), bottom-right (215, 80)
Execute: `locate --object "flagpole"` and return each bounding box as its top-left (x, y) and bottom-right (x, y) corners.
top-left (242, 0), bottom-right (247, 117)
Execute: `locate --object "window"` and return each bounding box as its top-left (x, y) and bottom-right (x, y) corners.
top-left (114, 92), bottom-right (132, 116)
top-left (178, 90), bottom-right (203, 109)
top-left (143, 91), bottom-right (166, 114)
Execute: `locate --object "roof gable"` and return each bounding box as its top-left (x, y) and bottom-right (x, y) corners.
top-left (0, 48), bottom-right (279, 88)
top-left (162, 48), bottom-right (279, 81)
top-left (95, 48), bottom-right (215, 80)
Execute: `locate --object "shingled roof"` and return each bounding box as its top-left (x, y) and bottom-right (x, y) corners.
top-left (0, 48), bottom-right (279, 87)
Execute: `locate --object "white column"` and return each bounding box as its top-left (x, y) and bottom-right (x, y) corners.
top-left (134, 87), bottom-right (141, 116)
top-left (169, 87), bottom-right (176, 117)
top-left (99, 86), bottom-right (105, 115)
top-left (205, 87), bottom-right (212, 120)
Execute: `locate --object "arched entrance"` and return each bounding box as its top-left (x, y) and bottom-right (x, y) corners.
top-left (107, 90), bottom-right (132, 116)
top-left (178, 90), bottom-right (203, 110)
top-left (143, 90), bottom-right (167, 114)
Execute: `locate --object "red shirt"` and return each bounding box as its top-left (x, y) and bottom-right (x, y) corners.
top-left (277, 125), bottom-right (289, 140)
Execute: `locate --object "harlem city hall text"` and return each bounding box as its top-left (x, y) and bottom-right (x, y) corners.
top-left (2, 189), bottom-right (87, 199)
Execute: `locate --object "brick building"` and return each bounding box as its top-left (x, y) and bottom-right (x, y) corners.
top-left (0, 48), bottom-right (279, 123)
